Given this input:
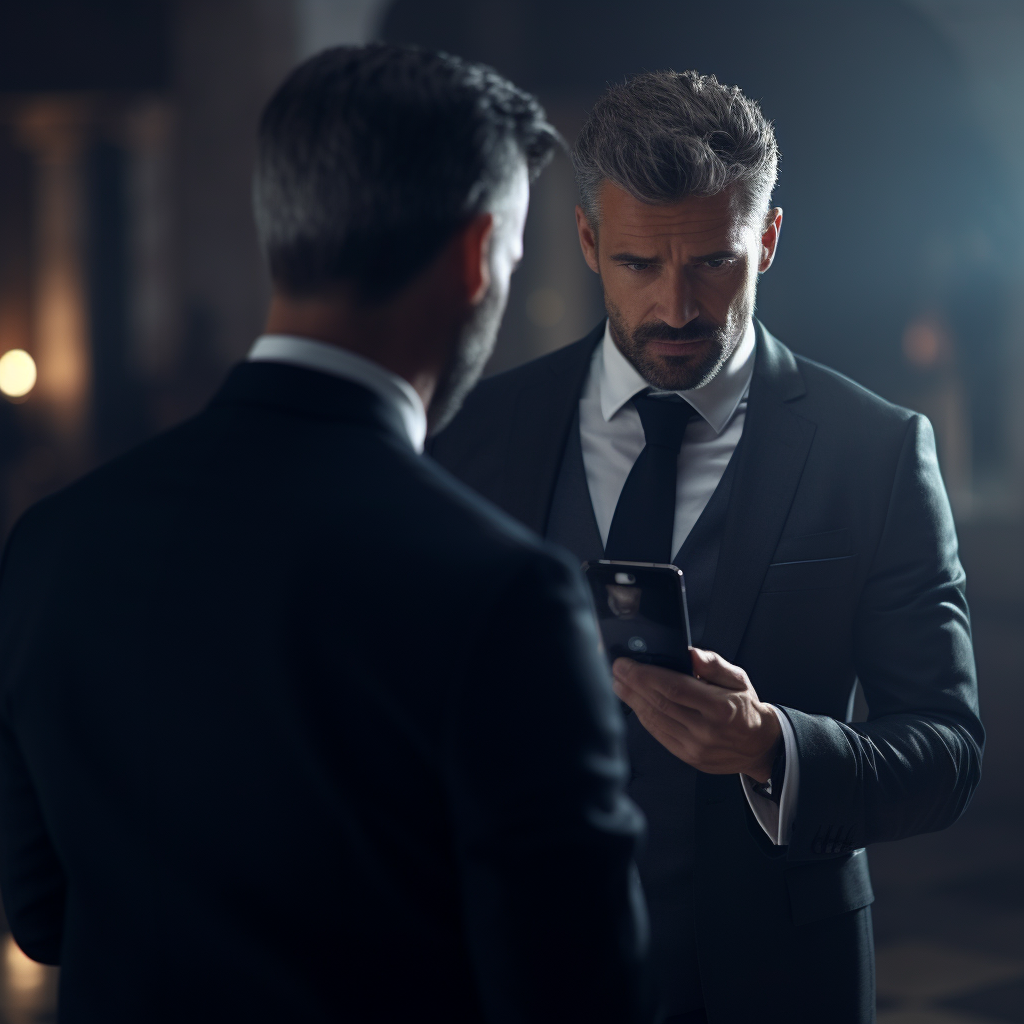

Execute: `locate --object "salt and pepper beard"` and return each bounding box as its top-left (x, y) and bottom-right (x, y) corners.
top-left (604, 288), bottom-right (754, 393)
top-left (426, 270), bottom-right (508, 436)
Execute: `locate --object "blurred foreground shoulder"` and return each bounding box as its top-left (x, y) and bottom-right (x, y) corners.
top-left (429, 334), bottom-right (598, 467)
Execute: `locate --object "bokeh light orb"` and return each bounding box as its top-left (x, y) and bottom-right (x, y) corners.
top-left (0, 349), bottom-right (37, 399)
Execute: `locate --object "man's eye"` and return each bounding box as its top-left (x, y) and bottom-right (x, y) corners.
top-left (703, 258), bottom-right (734, 270)
top-left (623, 263), bottom-right (652, 273)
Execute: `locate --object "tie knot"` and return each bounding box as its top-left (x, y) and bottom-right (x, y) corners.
top-left (632, 393), bottom-right (698, 452)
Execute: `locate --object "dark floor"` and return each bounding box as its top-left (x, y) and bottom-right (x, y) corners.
top-left (871, 812), bottom-right (1024, 1024)
top-left (0, 523), bottom-right (1018, 1023)
top-left (868, 571), bottom-right (1024, 1024)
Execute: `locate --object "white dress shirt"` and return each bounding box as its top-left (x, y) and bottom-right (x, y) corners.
top-left (247, 334), bottom-right (428, 453)
top-left (579, 320), bottom-right (798, 845)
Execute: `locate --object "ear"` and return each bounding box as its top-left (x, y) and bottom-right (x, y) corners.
top-left (759, 208), bottom-right (783, 272)
top-left (575, 205), bottom-right (600, 274)
top-left (457, 212), bottom-right (494, 305)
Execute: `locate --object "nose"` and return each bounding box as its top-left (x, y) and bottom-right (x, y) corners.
top-left (654, 267), bottom-right (700, 328)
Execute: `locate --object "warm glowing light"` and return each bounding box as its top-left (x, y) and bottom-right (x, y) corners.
top-left (902, 317), bottom-right (949, 369)
top-left (0, 349), bottom-right (37, 398)
top-left (4, 934), bottom-right (46, 995)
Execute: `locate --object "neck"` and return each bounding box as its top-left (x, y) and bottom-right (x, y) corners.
top-left (264, 273), bottom-right (464, 410)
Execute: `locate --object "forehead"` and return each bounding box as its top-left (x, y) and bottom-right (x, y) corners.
top-left (597, 181), bottom-right (751, 252)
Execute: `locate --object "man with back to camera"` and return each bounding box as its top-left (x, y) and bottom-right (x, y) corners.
top-left (0, 46), bottom-right (651, 1023)
top-left (431, 70), bottom-right (984, 1023)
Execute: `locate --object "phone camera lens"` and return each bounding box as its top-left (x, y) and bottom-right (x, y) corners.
top-left (627, 636), bottom-right (647, 652)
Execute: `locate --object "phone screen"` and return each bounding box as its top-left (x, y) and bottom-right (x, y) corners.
top-left (582, 560), bottom-right (693, 676)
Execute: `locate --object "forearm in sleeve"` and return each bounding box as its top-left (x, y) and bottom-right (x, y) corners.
top-left (783, 415), bottom-right (982, 860)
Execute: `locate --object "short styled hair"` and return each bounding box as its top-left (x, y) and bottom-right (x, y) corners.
top-left (573, 70), bottom-right (778, 226)
top-left (254, 44), bottom-right (559, 300)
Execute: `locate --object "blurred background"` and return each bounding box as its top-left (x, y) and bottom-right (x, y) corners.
top-left (0, 1), bottom-right (1020, 1021)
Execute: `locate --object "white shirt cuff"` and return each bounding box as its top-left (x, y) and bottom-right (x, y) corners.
top-left (740, 705), bottom-right (799, 846)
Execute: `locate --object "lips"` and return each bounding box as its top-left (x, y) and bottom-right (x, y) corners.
top-left (645, 337), bottom-right (713, 355)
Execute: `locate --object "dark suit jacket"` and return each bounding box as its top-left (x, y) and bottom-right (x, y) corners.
top-left (0, 362), bottom-right (648, 1023)
top-left (431, 321), bottom-right (984, 1022)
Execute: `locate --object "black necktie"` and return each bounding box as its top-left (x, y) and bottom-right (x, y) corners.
top-left (604, 393), bottom-right (698, 564)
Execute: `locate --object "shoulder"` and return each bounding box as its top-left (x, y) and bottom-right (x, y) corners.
top-left (471, 330), bottom-right (600, 407)
top-left (406, 449), bottom-right (579, 576)
top-left (789, 352), bottom-right (932, 473)
top-left (2, 411), bottom-right (579, 612)
top-left (794, 353), bottom-right (915, 429)
top-left (754, 328), bottom-right (935, 501)
top-left (344, 443), bottom-right (592, 626)
top-left (0, 413), bottom-right (210, 575)
top-left (429, 327), bottom-right (601, 461)
top-left (758, 324), bottom-right (919, 442)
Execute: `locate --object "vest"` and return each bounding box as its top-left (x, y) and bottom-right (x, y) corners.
top-left (546, 409), bottom-right (739, 1018)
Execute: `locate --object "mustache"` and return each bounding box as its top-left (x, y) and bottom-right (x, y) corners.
top-left (632, 318), bottom-right (725, 344)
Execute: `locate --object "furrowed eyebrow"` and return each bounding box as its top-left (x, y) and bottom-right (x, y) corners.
top-left (609, 252), bottom-right (661, 263)
top-left (693, 250), bottom-right (742, 262)
top-left (608, 249), bottom-right (743, 264)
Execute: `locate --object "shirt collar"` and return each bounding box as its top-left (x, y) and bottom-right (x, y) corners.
top-left (598, 319), bottom-right (756, 435)
top-left (247, 334), bottom-right (427, 452)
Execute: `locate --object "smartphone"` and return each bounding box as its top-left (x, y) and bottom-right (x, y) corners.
top-left (582, 560), bottom-right (693, 676)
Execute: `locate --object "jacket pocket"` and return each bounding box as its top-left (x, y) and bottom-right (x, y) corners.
top-left (761, 554), bottom-right (856, 592)
top-left (785, 849), bottom-right (874, 926)
top-left (772, 528), bottom-right (851, 563)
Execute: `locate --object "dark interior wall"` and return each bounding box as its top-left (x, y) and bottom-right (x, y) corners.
top-left (383, 0), bottom-right (1015, 478)
top-left (87, 136), bottom-right (148, 460)
top-left (0, 0), bottom-right (174, 466)
top-left (0, 123), bottom-right (32, 355)
top-left (0, 124), bottom-right (31, 527)
top-left (0, 0), bottom-right (171, 91)
top-left (171, 0), bottom-right (297, 408)
top-left (0, 0), bottom-right (296, 446)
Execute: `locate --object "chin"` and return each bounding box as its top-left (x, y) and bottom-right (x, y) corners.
top-left (641, 345), bottom-right (723, 392)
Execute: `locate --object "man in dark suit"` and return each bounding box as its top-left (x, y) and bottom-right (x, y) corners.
top-left (0, 47), bottom-right (648, 1023)
top-left (431, 70), bottom-right (984, 1024)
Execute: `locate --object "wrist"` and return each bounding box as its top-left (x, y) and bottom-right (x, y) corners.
top-left (745, 708), bottom-right (782, 783)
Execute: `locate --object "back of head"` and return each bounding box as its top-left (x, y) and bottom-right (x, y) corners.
top-left (254, 44), bottom-right (559, 302)
top-left (572, 70), bottom-right (778, 225)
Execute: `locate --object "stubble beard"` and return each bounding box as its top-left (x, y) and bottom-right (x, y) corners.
top-left (426, 278), bottom-right (507, 436)
top-left (604, 286), bottom-right (755, 392)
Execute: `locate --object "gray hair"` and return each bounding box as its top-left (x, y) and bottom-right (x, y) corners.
top-left (253, 45), bottom-right (559, 301)
top-left (573, 70), bottom-right (779, 226)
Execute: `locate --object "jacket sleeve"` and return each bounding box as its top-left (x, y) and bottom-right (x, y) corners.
top-left (445, 546), bottom-right (650, 1024)
top-left (782, 413), bottom-right (983, 860)
top-left (0, 517), bottom-right (66, 964)
top-left (0, 718), bottom-right (66, 964)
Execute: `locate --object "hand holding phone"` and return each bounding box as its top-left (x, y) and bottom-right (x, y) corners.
top-left (582, 560), bottom-right (693, 676)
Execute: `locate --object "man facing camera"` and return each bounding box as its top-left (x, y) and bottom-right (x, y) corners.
top-left (431, 71), bottom-right (983, 1024)
top-left (0, 47), bottom-right (648, 1023)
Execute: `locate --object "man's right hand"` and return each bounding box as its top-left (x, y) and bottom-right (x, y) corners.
top-left (612, 647), bottom-right (781, 782)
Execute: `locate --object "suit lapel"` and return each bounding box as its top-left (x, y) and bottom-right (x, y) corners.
top-left (493, 324), bottom-right (603, 535)
top-left (701, 323), bottom-right (816, 663)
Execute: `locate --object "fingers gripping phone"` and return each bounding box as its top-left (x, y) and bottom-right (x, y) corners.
top-left (582, 560), bottom-right (693, 676)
